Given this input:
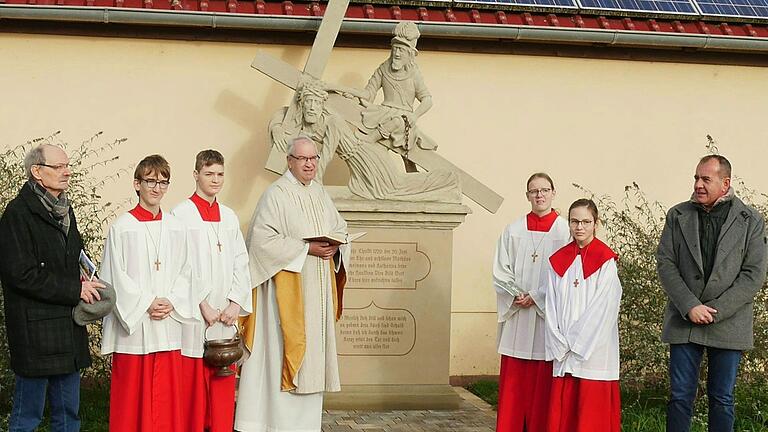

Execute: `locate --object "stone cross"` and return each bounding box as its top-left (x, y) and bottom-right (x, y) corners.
top-left (251, 0), bottom-right (503, 213)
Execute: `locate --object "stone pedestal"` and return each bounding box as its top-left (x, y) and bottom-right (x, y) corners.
top-left (323, 186), bottom-right (470, 410)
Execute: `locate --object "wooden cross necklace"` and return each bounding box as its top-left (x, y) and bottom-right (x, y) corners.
top-left (144, 223), bottom-right (163, 271)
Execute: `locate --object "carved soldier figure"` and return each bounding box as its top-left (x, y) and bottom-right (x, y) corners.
top-left (334, 21), bottom-right (436, 153)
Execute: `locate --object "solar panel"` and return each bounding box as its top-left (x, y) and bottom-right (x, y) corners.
top-left (695, 0), bottom-right (768, 18)
top-left (577, 0), bottom-right (699, 13)
top-left (461, 0), bottom-right (579, 9)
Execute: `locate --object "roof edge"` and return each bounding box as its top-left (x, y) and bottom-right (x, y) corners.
top-left (2, 5), bottom-right (768, 53)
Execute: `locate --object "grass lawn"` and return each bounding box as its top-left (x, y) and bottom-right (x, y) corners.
top-left (467, 380), bottom-right (768, 432)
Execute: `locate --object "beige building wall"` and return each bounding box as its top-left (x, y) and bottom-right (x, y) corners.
top-left (2, 32), bottom-right (767, 377)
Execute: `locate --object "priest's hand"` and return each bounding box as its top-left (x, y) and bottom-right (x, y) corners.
top-left (80, 280), bottom-right (105, 304)
top-left (200, 301), bottom-right (220, 327)
top-left (219, 301), bottom-right (241, 326)
top-left (148, 297), bottom-right (174, 320)
top-left (513, 294), bottom-right (535, 309)
top-left (309, 241), bottom-right (339, 260)
top-left (688, 304), bottom-right (717, 324)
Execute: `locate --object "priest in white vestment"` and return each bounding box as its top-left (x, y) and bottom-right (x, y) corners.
top-left (171, 150), bottom-right (252, 432)
top-left (544, 199), bottom-right (622, 432)
top-left (100, 155), bottom-right (199, 432)
top-left (493, 173), bottom-right (570, 432)
top-left (235, 137), bottom-right (350, 432)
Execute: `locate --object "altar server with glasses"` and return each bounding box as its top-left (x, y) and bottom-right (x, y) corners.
top-left (544, 199), bottom-right (622, 432)
top-left (100, 155), bottom-right (199, 432)
top-left (492, 173), bottom-right (570, 432)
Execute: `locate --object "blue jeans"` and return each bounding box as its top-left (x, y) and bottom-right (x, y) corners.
top-left (667, 343), bottom-right (742, 432)
top-left (9, 371), bottom-right (81, 432)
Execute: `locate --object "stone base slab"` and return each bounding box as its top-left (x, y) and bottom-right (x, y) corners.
top-left (323, 384), bottom-right (462, 410)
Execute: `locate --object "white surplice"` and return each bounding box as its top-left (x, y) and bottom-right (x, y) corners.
top-left (493, 216), bottom-right (570, 360)
top-left (171, 199), bottom-right (253, 357)
top-left (100, 212), bottom-right (199, 356)
top-left (234, 170), bottom-right (350, 432)
top-left (544, 254), bottom-right (622, 381)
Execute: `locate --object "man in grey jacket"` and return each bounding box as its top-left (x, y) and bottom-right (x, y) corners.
top-left (657, 155), bottom-right (767, 432)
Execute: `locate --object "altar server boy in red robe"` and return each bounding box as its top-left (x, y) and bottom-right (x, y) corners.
top-left (100, 155), bottom-right (198, 432)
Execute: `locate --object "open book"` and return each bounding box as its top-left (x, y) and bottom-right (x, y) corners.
top-left (303, 231), bottom-right (367, 246)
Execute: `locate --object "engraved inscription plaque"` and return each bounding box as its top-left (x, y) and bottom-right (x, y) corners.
top-left (337, 302), bottom-right (416, 356)
top-left (346, 242), bottom-right (430, 290)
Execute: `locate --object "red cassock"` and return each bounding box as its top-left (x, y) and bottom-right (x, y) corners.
top-left (181, 357), bottom-right (236, 432)
top-left (547, 375), bottom-right (621, 432)
top-left (497, 356), bottom-right (553, 432)
top-left (110, 351), bottom-right (184, 432)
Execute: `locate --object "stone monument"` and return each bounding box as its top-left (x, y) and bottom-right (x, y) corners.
top-left (250, 0), bottom-right (503, 409)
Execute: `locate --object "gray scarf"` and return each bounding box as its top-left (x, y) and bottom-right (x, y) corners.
top-left (28, 180), bottom-right (71, 235)
top-left (690, 186), bottom-right (735, 212)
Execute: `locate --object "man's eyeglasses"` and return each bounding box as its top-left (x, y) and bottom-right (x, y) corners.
top-left (526, 188), bottom-right (552, 196)
top-left (141, 179), bottom-right (171, 190)
top-left (35, 163), bottom-right (70, 171)
top-left (569, 219), bottom-right (595, 227)
top-left (289, 154), bottom-right (320, 164)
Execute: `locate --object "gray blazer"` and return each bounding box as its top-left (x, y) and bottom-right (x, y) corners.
top-left (657, 196), bottom-right (767, 351)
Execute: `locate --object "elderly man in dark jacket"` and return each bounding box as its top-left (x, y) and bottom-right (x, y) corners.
top-left (657, 154), bottom-right (768, 432)
top-left (0, 144), bottom-right (104, 432)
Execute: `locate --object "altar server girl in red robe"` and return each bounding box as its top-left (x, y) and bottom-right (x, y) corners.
top-left (544, 198), bottom-right (622, 432)
top-left (492, 173), bottom-right (570, 432)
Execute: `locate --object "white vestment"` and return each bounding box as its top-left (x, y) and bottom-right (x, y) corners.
top-left (100, 211), bottom-right (198, 356)
top-left (171, 199), bottom-right (253, 357)
top-left (493, 216), bottom-right (570, 360)
top-left (544, 253), bottom-right (622, 381)
top-left (234, 171), bottom-right (350, 432)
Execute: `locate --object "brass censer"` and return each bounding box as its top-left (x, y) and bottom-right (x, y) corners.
top-left (203, 325), bottom-right (244, 377)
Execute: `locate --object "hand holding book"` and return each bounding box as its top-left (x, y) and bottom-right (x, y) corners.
top-left (303, 231), bottom-right (366, 246)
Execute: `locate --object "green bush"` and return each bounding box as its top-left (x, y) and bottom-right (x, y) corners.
top-left (0, 132), bottom-right (130, 422)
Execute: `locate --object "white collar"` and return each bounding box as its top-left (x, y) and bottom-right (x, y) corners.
top-left (284, 169), bottom-right (314, 187)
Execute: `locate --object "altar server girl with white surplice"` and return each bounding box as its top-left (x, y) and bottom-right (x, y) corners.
top-left (544, 198), bottom-right (622, 432)
top-left (492, 173), bottom-right (570, 432)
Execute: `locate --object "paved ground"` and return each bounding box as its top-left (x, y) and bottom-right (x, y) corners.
top-left (321, 387), bottom-right (496, 431)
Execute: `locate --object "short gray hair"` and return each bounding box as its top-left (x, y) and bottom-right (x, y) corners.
top-left (24, 145), bottom-right (48, 180)
top-left (699, 154), bottom-right (732, 178)
top-left (286, 136), bottom-right (318, 157)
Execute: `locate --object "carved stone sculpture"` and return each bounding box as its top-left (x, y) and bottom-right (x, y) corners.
top-left (268, 78), bottom-right (462, 203)
top-left (332, 22), bottom-right (436, 153)
top-left (253, 12), bottom-right (503, 211)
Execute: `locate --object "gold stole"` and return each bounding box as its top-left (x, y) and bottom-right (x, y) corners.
top-left (239, 258), bottom-right (346, 391)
